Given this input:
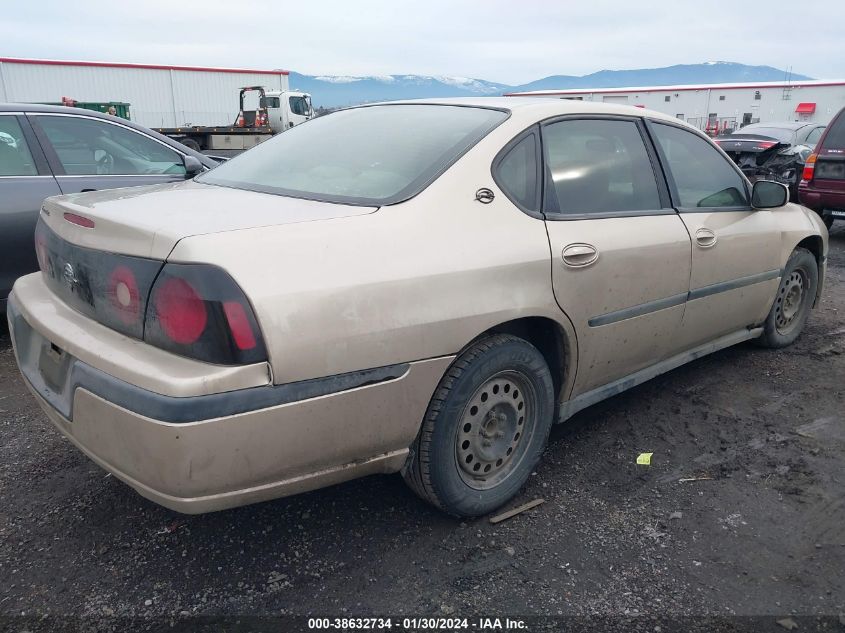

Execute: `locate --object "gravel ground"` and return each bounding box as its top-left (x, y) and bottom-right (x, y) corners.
top-left (1, 227), bottom-right (844, 631)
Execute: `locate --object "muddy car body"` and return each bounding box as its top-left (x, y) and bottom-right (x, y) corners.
top-left (8, 98), bottom-right (828, 516)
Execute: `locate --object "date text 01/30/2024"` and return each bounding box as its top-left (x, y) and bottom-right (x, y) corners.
top-left (307, 617), bottom-right (528, 630)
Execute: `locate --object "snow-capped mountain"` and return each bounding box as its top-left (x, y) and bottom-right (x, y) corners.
top-left (510, 62), bottom-right (811, 93)
top-left (289, 63), bottom-right (812, 108)
top-left (288, 73), bottom-right (510, 106)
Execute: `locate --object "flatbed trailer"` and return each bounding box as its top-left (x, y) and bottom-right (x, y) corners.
top-left (154, 85), bottom-right (313, 153)
top-left (152, 124), bottom-right (275, 153)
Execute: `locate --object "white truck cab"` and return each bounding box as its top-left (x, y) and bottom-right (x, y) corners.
top-left (261, 90), bottom-right (314, 133)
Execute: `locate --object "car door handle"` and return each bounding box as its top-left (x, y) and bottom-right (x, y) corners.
top-left (81, 188), bottom-right (97, 192)
top-left (695, 228), bottom-right (717, 248)
top-left (561, 243), bottom-right (599, 267)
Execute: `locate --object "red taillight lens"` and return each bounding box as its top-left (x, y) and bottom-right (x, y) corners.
top-left (153, 277), bottom-right (208, 345)
top-left (223, 301), bottom-right (257, 350)
top-left (107, 265), bottom-right (141, 326)
top-left (802, 153), bottom-right (817, 182)
top-left (144, 264), bottom-right (266, 365)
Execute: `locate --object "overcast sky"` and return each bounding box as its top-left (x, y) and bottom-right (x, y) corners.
top-left (2, 0), bottom-right (842, 84)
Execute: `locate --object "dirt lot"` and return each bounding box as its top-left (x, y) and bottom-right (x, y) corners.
top-left (1, 228), bottom-right (844, 631)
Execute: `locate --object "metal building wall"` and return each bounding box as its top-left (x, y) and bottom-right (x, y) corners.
top-left (589, 85), bottom-right (845, 129)
top-left (0, 60), bottom-right (289, 128)
top-left (512, 82), bottom-right (845, 130)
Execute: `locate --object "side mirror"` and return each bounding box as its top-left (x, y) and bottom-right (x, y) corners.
top-left (183, 155), bottom-right (204, 178)
top-left (751, 180), bottom-right (789, 209)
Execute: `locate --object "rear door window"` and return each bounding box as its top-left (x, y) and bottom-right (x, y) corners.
top-left (34, 115), bottom-right (186, 176)
top-left (651, 122), bottom-right (749, 209)
top-left (0, 116), bottom-right (38, 176)
top-left (542, 118), bottom-right (662, 216)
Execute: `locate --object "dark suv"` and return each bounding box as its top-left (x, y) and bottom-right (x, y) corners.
top-left (799, 106), bottom-right (845, 229)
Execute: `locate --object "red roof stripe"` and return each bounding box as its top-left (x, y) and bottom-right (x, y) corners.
top-left (0, 57), bottom-right (289, 76)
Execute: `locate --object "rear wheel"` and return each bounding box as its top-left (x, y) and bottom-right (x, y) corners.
top-left (403, 334), bottom-right (554, 517)
top-left (756, 247), bottom-right (818, 348)
top-left (180, 137), bottom-right (202, 153)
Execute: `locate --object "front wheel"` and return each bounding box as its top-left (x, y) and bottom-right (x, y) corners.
top-left (403, 334), bottom-right (554, 517)
top-left (755, 247), bottom-right (818, 348)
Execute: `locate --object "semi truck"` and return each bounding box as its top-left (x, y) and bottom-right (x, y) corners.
top-left (153, 86), bottom-right (314, 153)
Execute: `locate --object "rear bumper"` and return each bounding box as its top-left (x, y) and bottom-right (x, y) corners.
top-left (798, 183), bottom-right (845, 211)
top-left (8, 288), bottom-right (452, 513)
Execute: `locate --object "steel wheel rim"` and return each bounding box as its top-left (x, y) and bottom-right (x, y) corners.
top-left (775, 269), bottom-right (807, 334)
top-left (454, 370), bottom-right (536, 490)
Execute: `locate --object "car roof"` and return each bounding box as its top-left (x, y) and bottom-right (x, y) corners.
top-left (740, 121), bottom-right (814, 130)
top-left (357, 96), bottom-right (687, 126)
top-left (0, 102), bottom-right (217, 167)
top-left (0, 102), bottom-right (122, 116)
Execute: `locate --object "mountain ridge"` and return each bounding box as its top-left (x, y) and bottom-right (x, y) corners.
top-left (287, 62), bottom-right (813, 107)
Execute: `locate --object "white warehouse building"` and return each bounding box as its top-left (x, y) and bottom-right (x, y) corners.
top-left (0, 57), bottom-right (292, 129)
top-left (507, 80), bottom-right (845, 133)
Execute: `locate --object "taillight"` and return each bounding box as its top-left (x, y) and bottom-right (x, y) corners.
top-left (34, 219), bottom-right (264, 365)
top-left (154, 277), bottom-right (208, 344)
top-left (34, 219), bottom-right (161, 340)
top-left (223, 301), bottom-right (257, 350)
top-left (144, 263), bottom-right (266, 365)
top-left (35, 229), bottom-right (50, 274)
top-left (107, 265), bottom-right (141, 326)
top-left (802, 153), bottom-right (817, 182)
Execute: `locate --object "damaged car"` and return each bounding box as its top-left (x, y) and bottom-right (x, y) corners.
top-left (7, 99), bottom-right (829, 517)
top-left (715, 122), bottom-right (826, 201)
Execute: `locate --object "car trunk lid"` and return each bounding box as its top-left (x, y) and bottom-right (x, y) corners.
top-left (714, 134), bottom-right (786, 156)
top-left (40, 180), bottom-right (377, 260)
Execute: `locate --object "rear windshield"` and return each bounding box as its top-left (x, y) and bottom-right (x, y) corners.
top-left (822, 111), bottom-right (845, 148)
top-left (198, 104), bottom-right (508, 205)
top-left (733, 126), bottom-right (795, 143)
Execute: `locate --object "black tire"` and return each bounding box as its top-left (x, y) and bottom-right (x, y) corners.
top-left (180, 137), bottom-right (202, 152)
top-left (822, 214), bottom-right (834, 230)
top-left (756, 247), bottom-right (818, 348)
top-left (403, 334), bottom-right (554, 517)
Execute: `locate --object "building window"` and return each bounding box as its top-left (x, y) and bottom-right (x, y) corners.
top-left (664, 96), bottom-right (671, 102)
top-left (754, 91), bottom-right (761, 100)
top-left (719, 95), bottom-right (725, 101)
top-left (676, 114), bottom-right (684, 119)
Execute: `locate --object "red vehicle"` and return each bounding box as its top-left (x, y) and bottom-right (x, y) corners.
top-left (799, 106), bottom-right (845, 229)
